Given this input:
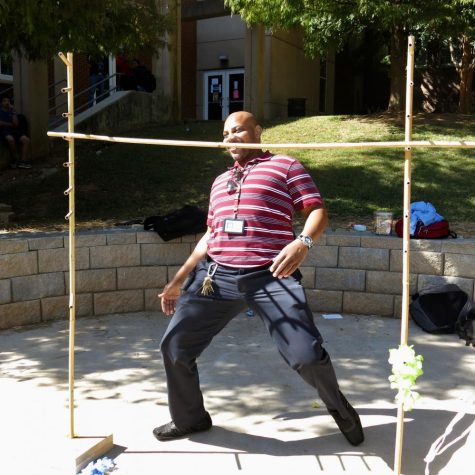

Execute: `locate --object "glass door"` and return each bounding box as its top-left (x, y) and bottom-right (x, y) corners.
top-left (228, 71), bottom-right (244, 114)
top-left (204, 69), bottom-right (244, 120)
top-left (206, 73), bottom-right (224, 120)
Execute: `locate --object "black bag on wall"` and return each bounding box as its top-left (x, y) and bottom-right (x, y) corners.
top-left (143, 205), bottom-right (207, 241)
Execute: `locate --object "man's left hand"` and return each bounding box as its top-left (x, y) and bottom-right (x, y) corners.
top-left (270, 239), bottom-right (308, 279)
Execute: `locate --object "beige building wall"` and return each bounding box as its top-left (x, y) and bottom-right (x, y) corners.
top-left (266, 30), bottom-right (320, 118)
top-left (12, 56), bottom-right (49, 158)
top-left (194, 15), bottom-right (324, 120)
top-left (52, 57), bottom-right (68, 118)
top-left (244, 25), bottom-right (269, 121)
top-left (195, 15), bottom-right (246, 118)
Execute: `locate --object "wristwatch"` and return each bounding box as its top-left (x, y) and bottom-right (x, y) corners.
top-left (297, 234), bottom-right (314, 249)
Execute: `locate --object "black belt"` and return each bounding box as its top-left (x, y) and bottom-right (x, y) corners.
top-left (206, 256), bottom-right (272, 275)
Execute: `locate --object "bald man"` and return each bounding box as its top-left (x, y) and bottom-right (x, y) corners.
top-left (154, 111), bottom-right (364, 446)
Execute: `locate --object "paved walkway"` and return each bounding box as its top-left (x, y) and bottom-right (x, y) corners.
top-left (1, 312), bottom-right (474, 475)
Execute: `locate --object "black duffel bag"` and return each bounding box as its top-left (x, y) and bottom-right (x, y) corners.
top-left (143, 205), bottom-right (207, 241)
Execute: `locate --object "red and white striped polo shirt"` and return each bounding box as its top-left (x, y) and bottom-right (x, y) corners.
top-left (206, 152), bottom-right (324, 268)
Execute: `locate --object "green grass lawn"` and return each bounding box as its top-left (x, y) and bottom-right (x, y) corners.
top-left (1, 113), bottom-right (474, 232)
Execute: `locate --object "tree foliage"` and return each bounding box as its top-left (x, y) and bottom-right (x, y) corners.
top-left (0, 0), bottom-right (170, 60)
top-left (415, 0), bottom-right (475, 113)
top-left (225, 0), bottom-right (475, 112)
top-left (225, 0), bottom-right (441, 58)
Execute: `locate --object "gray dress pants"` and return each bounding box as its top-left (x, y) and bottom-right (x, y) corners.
top-left (160, 259), bottom-right (350, 429)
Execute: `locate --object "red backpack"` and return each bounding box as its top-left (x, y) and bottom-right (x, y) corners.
top-left (395, 218), bottom-right (457, 239)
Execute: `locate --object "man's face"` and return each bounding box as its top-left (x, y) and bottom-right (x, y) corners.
top-left (1, 97), bottom-right (10, 110)
top-left (222, 112), bottom-right (262, 164)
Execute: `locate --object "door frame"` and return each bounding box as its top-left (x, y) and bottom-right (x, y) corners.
top-left (203, 68), bottom-right (244, 120)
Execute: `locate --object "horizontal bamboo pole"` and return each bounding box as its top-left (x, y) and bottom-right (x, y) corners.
top-left (47, 131), bottom-right (475, 150)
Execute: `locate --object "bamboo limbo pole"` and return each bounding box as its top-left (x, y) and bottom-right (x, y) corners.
top-left (394, 35), bottom-right (415, 475)
top-left (46, 131), bottom-right (475, 150)
top-left (59, 52), bottom-right (77, 439)
top-left (56, 55), bottom-right (114, 469)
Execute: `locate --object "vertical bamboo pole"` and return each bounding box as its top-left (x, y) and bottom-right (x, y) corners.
top-left (394, 35), bottom-right (415, 475)
top-left (59, 52), bottom-right (77, 439)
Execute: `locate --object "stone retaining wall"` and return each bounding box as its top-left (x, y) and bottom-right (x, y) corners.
top-left (1, 228), bottom-right (475, 330)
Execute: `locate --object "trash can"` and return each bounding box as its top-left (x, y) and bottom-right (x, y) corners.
top-left (287, 98), bottom-right (306, 117)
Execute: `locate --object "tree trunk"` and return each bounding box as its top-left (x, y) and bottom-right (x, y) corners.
top-left (388, 25), bottom-right (406, 113)
top-left (458, 35), bottom-right (474, 114)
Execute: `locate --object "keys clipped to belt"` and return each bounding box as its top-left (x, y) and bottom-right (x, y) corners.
top-left (201, 262), bottom-right (218, 295)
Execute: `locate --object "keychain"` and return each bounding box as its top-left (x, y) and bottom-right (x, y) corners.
top-left (201, 262), bottom-right (218, 295)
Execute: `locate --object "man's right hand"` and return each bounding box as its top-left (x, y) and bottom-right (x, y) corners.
top-left (157, 230), bottom-right (210, 316)
top-left (158, 282), bottom-right (181, 316)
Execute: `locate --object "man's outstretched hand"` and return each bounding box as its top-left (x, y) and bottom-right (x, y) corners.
top-left (159, 283), bottom-right (181, 316)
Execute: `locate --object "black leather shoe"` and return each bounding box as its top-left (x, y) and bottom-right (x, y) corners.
top-left (329, 392), bottom-right (364, 446)
top-left (153, 412), bottom-right (212, 441)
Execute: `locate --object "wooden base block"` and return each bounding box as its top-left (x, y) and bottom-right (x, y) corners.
top-left (72, 434), bottom-right (114, 473)
top-left (43, 434), bottom-right (114, 473)
top-left (29, 433), bottom-right (114, 474)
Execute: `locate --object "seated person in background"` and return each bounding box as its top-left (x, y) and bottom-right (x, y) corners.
top-left (0, 94), bottom-right (31, 169)
top-left (116, 52), bottom-right (130, 91)
top-left (127, 59), bottom-right (156, 93)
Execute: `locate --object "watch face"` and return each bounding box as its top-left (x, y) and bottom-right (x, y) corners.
top-left (299, 235), bottom-right (313, 247)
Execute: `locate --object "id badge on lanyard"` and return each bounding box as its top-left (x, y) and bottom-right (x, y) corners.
top-left (223, 218), bottom-right (245, 235)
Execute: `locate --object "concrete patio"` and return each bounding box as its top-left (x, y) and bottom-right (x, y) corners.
top-left (1, 311), bottom-right (473, 474)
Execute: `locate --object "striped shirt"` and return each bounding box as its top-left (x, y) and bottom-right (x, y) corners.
top-left (207, 152), bottom-right (324, 268)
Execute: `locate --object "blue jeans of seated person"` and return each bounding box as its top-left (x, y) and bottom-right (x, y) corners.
top-left (159, 259), bottom-right (350, 430)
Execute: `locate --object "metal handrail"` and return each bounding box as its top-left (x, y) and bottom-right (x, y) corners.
top-left (48, 73), bottom-right (121, 113)
top-left (0, 84), bottom-right (14, 97)
top-left (48, 73), bottom-right (122, 128)
top-left (48, 77), bottom-right (67, 92)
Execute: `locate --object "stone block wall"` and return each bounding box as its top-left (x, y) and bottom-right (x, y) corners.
top-left (303, 232), bottom-right (475, 318)
top-left (0, 228), bottom-right (191, 330)
top-left (1, 228), bottom-right (475, 330)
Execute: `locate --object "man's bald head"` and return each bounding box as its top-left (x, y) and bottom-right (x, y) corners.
top-left (224, 111), bottom-right (259, 130)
